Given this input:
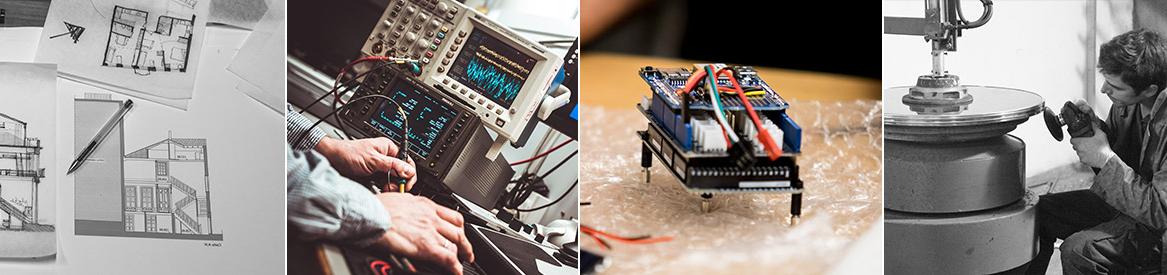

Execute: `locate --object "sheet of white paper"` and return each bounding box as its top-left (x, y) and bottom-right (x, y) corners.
top-left (0, 27), bottom-right (42, 62)
top-left (35, 0), bottom-right (210, 109)
top-left (0, 63), bottom-right (64, 261)
top-left (226, 0), bottom-right (283, 114)
top-left (0, 23), bottom-right (189, 109)
top-left (54, 33), bottom-right (284, 272)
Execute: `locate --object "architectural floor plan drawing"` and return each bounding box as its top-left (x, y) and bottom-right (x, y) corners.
top-left (75, 99), bottom-right (221, 240)
top-left (0, 113), bottom-right (52, 233)
top-left (101, 5), bottom-right (194, 75)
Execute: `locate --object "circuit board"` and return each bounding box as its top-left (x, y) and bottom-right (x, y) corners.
top-left (640, 65), bottom-right (802, 154)
top-left (637, 64), bottom-right (803, 217)
top-left (642, 66), bottom-right (791, 111)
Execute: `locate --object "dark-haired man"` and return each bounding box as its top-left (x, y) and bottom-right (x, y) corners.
top-left (1029, 29), bottom-right (1167, 274)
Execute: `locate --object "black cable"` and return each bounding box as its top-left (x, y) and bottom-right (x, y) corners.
top-left (299, 62), bottom-right (393, 114)
top-left (954, 0), bottom-right (993, 30)
top-left (516, 180), bottom-right (577, 212)
top-left (539, 150), bottom-right (578, 179)
top-left (509, 150), bottom-right (578, 208)
top-left (509, 151), bottom-right (577, 210)
top-left (291, 94), bottom-right (410, 155)
top-left (501, 149), bottom-right (576, 209)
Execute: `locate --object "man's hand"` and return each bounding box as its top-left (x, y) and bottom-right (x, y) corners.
top-left (372, 193), bottom-right (475, 275)
top-left (1069, 102), bottom-right (1117, 168)
top-left (316, 137), bottom-right (417, 189)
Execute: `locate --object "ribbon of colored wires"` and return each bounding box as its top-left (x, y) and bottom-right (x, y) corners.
top-left (704, 65), bottom-right (740, 144)
top-left (716, 67), bottom-right (781, 160)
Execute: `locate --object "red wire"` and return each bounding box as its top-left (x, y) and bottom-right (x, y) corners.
top-left (509, 139), bottom-right (573, 166)
top-left (715, 67), bottom-right (781, 160)
top-left (672, 66), bottom-right (736, 148)
top-left (580, 225), bottom-right (673, 245)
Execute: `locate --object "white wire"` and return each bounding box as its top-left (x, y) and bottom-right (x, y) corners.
top-left (705, 64), bottom-right (740, 143)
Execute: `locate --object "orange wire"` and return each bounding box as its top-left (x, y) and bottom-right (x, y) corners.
top-left (581, 225), bottom-right (674, 245)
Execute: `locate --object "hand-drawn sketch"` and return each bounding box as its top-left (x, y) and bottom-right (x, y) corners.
top-left (74, 99), bottom-right (221, 240)
top-left (0, 114), bottom-right (52, 233)
top-left (102, 6), bottom-right (194, 75)
top-left (36, 0), bottom-right (210, 109)
top-left (49, 21), bottom-right (86, 43)
top-left (0, 62), bottom-right (58, 259)
top-left (171, 0), bottom-right (197, 10)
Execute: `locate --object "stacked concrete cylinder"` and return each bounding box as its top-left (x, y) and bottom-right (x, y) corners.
top-left (884, 82), bottom-right (1043, 274)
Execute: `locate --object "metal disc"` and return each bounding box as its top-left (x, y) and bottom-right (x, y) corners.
top-left (885, 85), bottom-right (1044, 127)
top-left (1043, 106), bottom-right (1065, 141)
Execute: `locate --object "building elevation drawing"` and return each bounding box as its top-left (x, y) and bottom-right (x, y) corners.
top-left (75, 99), bottom-right (220, 240)
top-left (101, 5), bottom-right (195, 75)
top-left (0, 113), bottom-right (52, 233)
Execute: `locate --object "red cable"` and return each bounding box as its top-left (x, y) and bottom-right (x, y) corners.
top-left (509, 139), bottom-right (573, 166)
top-left (580, 225), bottom-right (673, 245)
top-left (587, 233), bottom-right (609, 251)
top-left (334, 56), bottom-right (391, 105)
top-left (716, 67), bottom-right (781, 160)
top-left (675, 68), bottom-right (708, 95)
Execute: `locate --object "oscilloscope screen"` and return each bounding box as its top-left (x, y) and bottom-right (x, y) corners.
top-left (367, 79), bottom-right (459, 159)
top-left (447, 28), bottom-right (539, 109)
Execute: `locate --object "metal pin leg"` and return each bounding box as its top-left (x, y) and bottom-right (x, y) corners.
top-left (700, 193), bottom-right (713, 213)
top-left (640, 144), bottom-right (652, 183)
top-left (790, 193), bottom-right (803, 225)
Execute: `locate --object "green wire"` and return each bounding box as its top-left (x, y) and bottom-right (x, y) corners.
top-left (704, 65), bottom-right (740, 143)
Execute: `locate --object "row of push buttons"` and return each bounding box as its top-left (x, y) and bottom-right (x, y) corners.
top-left (439, 73), bottom-right (507, 119)
top-left (429, 113), bottom-right (473, 167)
top-left (436, 29), bottom-right (469, 72)
top-left (376, 0), bottom-right (457, 64)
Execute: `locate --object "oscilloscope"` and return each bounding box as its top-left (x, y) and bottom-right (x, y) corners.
top-left (358, 0), bottom-right (564, 151)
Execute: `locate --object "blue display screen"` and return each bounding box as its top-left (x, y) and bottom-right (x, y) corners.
top-left (447, 29), bottom-right (537, 109)
top-left (367, 80), bottom-right (458, 159)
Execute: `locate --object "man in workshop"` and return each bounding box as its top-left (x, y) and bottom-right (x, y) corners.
top-left (1029, 29), bottom-right (1167, 274)
top-left (285, 105), bottom-right (475, 275)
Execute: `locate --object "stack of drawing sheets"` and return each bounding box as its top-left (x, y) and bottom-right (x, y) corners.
top-left (226, 0), bottom-right (283, 113)
top-left (34, 0), bottom-right (211, 110)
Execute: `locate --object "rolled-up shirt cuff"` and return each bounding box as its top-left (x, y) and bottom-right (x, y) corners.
top-left (287, 104), bottom-right (328, 150)
top-left (287, 148), bottom-right (391, 247)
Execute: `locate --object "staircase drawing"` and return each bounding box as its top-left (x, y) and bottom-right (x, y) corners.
top-left (74, 99), bottom-right (218, 241)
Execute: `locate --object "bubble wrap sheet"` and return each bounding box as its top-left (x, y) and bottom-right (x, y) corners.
top-left (580, 100), bottom-right (883, 274)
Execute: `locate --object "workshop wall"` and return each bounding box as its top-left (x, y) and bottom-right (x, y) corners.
top-left (883, 0), bottom-right (1133, 177)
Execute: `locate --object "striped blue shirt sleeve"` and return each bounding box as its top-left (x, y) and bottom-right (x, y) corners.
top-left (286, 143), bottom-right (391, 247)
top-left (287, 104), bottom-right (327, 151)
